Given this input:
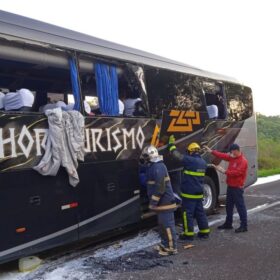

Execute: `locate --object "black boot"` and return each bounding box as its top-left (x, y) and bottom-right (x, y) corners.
top-left (217, 224), bottom-right (233, 230)
top-left (197, 232), bottom-right (209, 239)
top-left (235, 226), bottom-right (248, 233)
top-left (179, 233), bottom-right (194, 241)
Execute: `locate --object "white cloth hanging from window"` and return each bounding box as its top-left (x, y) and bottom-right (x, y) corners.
top-left (34, 108), bottom-right (85, 187)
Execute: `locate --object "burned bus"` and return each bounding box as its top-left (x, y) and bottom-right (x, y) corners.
top-left (0, 10), bottom-right (257, 264)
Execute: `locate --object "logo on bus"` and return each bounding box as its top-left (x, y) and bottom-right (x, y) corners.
top-left (0, 126), bottom-right (145, 160)
top-left (167, 110), bottom-right (201, 132)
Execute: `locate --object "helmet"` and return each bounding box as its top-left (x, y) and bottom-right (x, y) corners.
top-left (187, 142), bottom-right (201, 152)
top-left (141, 145), bottom-right (159, 162)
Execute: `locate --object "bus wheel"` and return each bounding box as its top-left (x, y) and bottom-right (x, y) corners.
top-left (203, 176), bottom-right (217, 215)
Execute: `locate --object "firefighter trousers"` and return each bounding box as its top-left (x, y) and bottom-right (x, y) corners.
top-left (157, 211), bottom-right (177, 250)
top-left (182, 198), bottom-right (210, 237)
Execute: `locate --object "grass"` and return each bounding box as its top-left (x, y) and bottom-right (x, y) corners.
top-left (258, 168), bottom-right (280, 178)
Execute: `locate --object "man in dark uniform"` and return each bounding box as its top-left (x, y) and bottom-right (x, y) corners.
top-left (140, 145), bottom-right (178, 256)
top-left (168, 135), bottom-right (210, 241)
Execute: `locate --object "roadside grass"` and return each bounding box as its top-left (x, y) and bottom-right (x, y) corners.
top-left (258, 168), bottom-right (280, 178)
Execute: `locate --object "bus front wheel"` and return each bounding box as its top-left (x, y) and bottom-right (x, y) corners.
top-left (203, 176), bottom-right (218, 215)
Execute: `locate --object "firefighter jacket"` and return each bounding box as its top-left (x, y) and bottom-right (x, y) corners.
top-left (170, 148), bottom-right (207, 199)
top-left (146, 160), bottom-right (177, 212)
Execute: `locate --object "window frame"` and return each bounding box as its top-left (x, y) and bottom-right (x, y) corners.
top-left (77, 52), bottom-right (151, 118)
top-left (225, 83), bottom-right (254, 121)
top-left (144, 66), bottom-right (208, 119)
top-left (202, 79), bottom-right (228, 120)
top-left (0, 44), bottom-right (81, 115)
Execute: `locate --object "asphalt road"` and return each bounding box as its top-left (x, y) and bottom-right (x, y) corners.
top-left (1, 179), bottom-right (280, 280)
top-left (109, 180), bottom-right (280, 280)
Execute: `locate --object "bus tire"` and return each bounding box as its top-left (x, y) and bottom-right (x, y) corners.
top-left (203, 176), bottom-right (218, 215)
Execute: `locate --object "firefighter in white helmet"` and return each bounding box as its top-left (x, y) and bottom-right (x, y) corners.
top-left (140, 145), bottom-right (178, 256)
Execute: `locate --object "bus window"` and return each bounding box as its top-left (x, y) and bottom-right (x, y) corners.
top-left (48, 93), bottom-right (65, 103)
top-left (226, 84), bottom-right (253, 121)
top-left (203, 81), bottom-right (227, 119)
top-left (0, 41), bottom-right (73, 113)
top-left (242, 86), bottom-right (254, 118)
top-left (78, 54), bottom-right (149, 117)
top-left (119, 64), bottom-right (149, 117)
top-left (78, 58), bottom-right (100, 115)
top-left (79, 55), bottom-right (120, 116)
top-left (145, 67), bottom-right (205, 118)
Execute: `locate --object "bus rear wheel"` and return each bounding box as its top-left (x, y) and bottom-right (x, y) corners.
top-left (203, 176), bottom-right (218, 215)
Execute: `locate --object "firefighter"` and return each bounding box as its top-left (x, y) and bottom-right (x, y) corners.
top-left (140, 145), bottom-right (178, 256)
top-left (168, 135), bottom-right (210, 241)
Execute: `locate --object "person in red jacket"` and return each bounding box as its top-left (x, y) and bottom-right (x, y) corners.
top-left (204, 144), bottom-right (248, 233)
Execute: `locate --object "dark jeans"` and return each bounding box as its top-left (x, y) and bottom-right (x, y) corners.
top-left (225, 187), bottom-right (247, 228)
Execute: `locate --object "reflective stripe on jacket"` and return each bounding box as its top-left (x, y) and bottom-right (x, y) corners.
top-left (170, 148), bottom-right (207, 198)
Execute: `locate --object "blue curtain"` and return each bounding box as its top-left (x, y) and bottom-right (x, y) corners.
top-left (69, 57), bottom-right (81, 111)
top-left (95, 63), bottom-right (119, 116)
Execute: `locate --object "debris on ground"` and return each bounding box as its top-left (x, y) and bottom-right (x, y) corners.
top-left (84, 250), bottom-right (173, 273)
top-left (18, 256), bottom-right (42, 272)
top-left (183, 244), bottom-right (195, 250)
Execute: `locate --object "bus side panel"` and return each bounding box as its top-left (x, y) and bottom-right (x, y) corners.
top-left (201, 117), bottom-right (258, 194)
top-left (201, 120), bottom-right (247, 196)
top-left (0, 115), bottom-right (156, 263)
top-left (233, 115), bottom-right (258, 186)
top-left (77, 160), bottom-right (141, 240)
top-left (0, 168), bottom-right (79, 264)
top-left (75, 116), bottom-right (156, 239)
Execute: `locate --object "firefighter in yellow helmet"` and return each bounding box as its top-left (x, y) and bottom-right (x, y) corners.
top-left (169, 136), bottom-right (210, 241)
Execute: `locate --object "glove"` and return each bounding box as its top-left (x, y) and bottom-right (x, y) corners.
top-left (203, 145), bottom-right (212, 153)
top-left (214, 165), bottom-right (226, 174)
top-left (169, 135), bottom-right (176, 145)
top-left (168, 135), bottom-right (176, 152)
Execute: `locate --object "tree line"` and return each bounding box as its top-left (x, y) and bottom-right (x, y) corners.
top-left (257, 114), bottom-right (280, 171)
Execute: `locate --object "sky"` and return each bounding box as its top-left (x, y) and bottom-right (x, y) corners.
top-left (0, 0), bottom-right (279, 116)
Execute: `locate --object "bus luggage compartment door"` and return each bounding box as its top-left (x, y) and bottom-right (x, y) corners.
top-left (0, 169), bottom-right (79, 264)
top-left (77, 160), bottom-right (141, 240)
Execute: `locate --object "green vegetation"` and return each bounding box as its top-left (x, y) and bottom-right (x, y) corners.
top-left (258, 168), bottom-right (280, 178)
top-left (257, 114), bottom-right (280, 177)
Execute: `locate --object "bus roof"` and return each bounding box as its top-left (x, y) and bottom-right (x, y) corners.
top-left (0, 10), bottom-right (238, 84)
